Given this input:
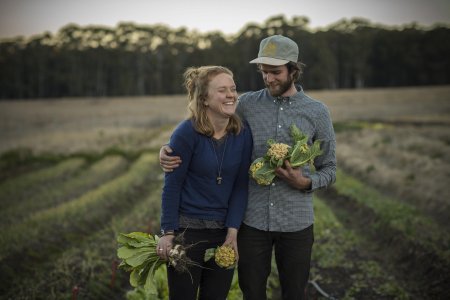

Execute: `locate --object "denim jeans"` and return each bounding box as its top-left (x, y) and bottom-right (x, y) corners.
top-left (237, 223), bottom-right (314, 300)
top-left (167, 228), bottom-right (234, 300)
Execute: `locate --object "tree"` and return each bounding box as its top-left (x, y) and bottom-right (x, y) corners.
top-left (0, 17), bottom-right (449, 99)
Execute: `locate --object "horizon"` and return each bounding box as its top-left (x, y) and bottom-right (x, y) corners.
top-left (1, 16), bottom-right (448, 42)
top-left (1, 0), bottom-right (449, 39)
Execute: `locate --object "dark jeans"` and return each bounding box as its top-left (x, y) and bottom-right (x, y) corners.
top-left (167, 228), bottom-right (234, 300)
top-left (237, 223), bottom-right (314, 300)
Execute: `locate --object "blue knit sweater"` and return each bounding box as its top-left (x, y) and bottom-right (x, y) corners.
top-left (161, 119), bottom-right (253, 231)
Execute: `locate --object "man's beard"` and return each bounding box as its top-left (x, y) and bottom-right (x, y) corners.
top-left (265, 76), bottom-right (294, 97)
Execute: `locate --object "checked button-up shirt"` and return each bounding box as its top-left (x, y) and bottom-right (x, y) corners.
top-left (237, 85), bottom-right (336, 232)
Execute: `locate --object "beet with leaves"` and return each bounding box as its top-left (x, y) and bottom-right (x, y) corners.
top-left (117, 231), bottom-right (198, 294)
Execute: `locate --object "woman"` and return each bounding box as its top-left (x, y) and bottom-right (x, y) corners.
top-left (157, 66), bottom-right (252, 299)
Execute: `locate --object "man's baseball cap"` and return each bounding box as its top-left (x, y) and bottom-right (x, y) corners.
top-left (250, 35), bottom-right (299, 66)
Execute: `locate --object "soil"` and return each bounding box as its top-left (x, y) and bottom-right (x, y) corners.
top-left (316, 188), bottom-right (450, 300)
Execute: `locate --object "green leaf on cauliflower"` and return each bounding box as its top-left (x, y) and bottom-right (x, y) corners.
top-left (290, 124), bottom-right (308, 144)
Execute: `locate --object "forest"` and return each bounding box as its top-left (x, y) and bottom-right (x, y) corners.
top-left (0, 15), bottom-right (449, 99)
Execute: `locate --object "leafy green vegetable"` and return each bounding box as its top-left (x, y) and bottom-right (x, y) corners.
top-left (117, 232), bottom-right (164, 294)
top-left (117, 231), bottom-right (199, 295)
top-left (249, 124), bottom-right (323, 185)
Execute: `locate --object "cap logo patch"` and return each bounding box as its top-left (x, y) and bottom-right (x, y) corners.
top-left (262, 42), bottom-right (277, 57)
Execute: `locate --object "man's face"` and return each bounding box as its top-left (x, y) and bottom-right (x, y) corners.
top-left (260, 64), bottom-right (293, 97)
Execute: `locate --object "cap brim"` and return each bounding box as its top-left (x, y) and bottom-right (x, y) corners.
top-left (249, 57), bottom-right (289, 66)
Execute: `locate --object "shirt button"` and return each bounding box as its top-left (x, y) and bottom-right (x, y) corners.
top-left (270, 203), bottom-right (274, 206)
top-left (272, 183), bottom-right (275, 186)
top-left (280, 107), bottom-right (283, 111)
top-left (278, 125), bottom-right (281, 128)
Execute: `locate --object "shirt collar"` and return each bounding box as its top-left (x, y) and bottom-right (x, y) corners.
top-left (272, 84), bottom-right (304, 103)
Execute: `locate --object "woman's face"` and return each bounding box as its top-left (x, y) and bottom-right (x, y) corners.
top-left (204, 73), bottom-right (237, 120)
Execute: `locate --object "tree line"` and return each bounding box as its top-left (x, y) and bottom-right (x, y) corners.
top-left (0, 15), bottom-right (449, 99)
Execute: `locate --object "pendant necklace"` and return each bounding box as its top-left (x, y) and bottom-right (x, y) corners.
top-left (209, 133), bottom-right (228, 185)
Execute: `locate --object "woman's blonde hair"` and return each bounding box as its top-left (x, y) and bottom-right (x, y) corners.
top-left (183, 66), bottom-right (242, 136)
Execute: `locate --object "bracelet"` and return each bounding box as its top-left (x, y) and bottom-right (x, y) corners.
top-left (160, 230), bottom-right (175, 237)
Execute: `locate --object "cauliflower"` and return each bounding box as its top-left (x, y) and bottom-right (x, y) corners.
top-left (214, 246), bottom-right (236, 268)
top-left (249, 124), bottom-right (323, 186)
top-left (204, 245), bottom-right (236, 269)
top-left (267, 142), bottom-right (290, 160)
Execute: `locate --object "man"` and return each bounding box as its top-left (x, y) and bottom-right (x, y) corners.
top-left (160, 35), bottom-right (336, 300)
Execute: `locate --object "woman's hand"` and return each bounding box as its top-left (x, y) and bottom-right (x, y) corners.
top-left (223, 227), bottom-right (239, 261)
top-left (159, 145), bottom-right (182, 172)
top-left (156, 234), bottom-right (175, 260)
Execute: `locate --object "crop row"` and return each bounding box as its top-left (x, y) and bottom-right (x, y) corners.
top-left (335, 122), bottom-right (450, 227)
top-left (319, 169), bottom-right (450, 299)
top-left (0, 157), bottom-right (86, 210)
top-left (0, 153), bottom-right (160, 296)
top-left (309, 197), bottom-right (409, 299)
top-left (2, 167), bottom-right (162, 299)
top-left (0, 155), bottom-right (129, 226)
top-left (4, 150), bottom-right (444, 299)
top-left (4, 176), bottom-right (164, 300)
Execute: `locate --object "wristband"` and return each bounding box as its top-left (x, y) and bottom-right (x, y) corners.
top-left (160, 230), bottom-right (175, 237)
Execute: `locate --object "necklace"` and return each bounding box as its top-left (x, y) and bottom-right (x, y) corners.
top-left (209, 134), bottom-right (228, 184)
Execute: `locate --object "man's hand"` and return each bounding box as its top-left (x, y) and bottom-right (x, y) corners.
top-left (275, 160), bottom-right (312, 190)
top-left (159, 145), bottom-right (182, 172)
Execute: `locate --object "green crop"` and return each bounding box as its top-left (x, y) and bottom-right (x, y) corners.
top-left (249, 124), bottom-right (323, 185)
top-left (117, 231), bottom-right (198, 295)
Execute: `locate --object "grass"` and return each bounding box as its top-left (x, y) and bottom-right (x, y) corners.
top-left (333, 120), bottom-right (390, 133)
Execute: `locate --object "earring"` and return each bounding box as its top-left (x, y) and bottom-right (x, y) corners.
top-left (204, 102), bottom-right (209, 106)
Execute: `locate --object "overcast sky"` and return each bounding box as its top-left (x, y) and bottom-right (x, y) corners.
top-left (1, 0), bottom-right (449, 38)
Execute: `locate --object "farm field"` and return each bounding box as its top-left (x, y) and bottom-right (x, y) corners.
top-left (0, 85), bottom-right (449, 299)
